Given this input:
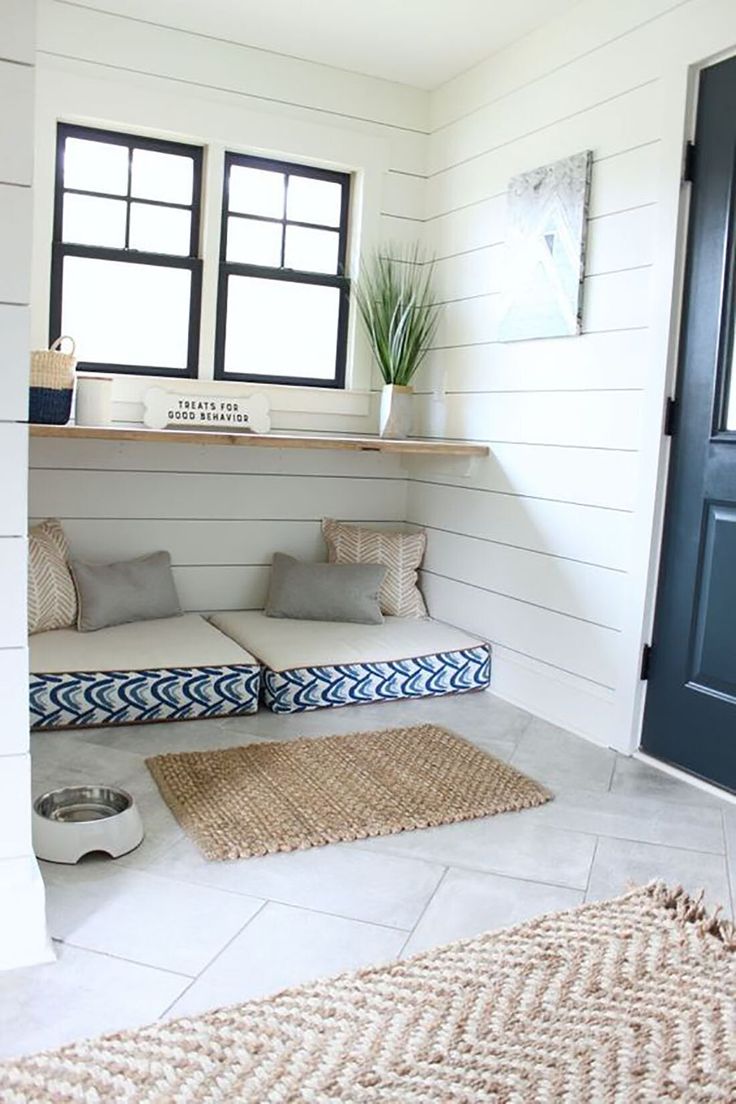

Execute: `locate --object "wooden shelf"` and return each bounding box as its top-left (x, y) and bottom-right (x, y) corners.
top-left (29, 423), bottom-right (489, 458)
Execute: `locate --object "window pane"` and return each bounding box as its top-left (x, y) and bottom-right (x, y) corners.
top-left (62, 194), bottom-right (126, 248)
top-left (64, 137), bottom-right (128, 195)
top-left (61, 256), bottom-right (191, 369)
top-left (226, 216), bottom-right (282, 266)
top-left (229, 165), bottom-right (284, 218)
top-left (223, 275), bottom-right (339, 380)
top-left (129, 203), bottom-right (191, 255)
top-left (284, 226), bottom-right (339, 274)
top-left (286, 175), bottom-right (342, 227)
top-left (131, 148), bottom-right (193, 205)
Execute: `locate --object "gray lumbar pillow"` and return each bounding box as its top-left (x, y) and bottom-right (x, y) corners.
top-left (265, 553), bottom-right (385, 625)
top-left (70, 551), bottom-right (182, 632)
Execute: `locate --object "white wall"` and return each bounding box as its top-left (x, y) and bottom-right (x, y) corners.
top-left (0, 0), bottom-right (52, 970)
top-left (31, 0), bottom-right (429, 432)
top-left (408, 0), bottom-right (736, 751)
top-left (28, 439), bottom-right (408, 611)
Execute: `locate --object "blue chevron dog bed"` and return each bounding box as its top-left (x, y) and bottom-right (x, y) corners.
top-left (30, 614), bottom-right (261, 729)
top-left (210, 611), bottom-right (491, 714)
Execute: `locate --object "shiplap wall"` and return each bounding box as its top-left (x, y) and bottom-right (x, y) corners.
top-left (31, 0), bottom-right (429, 431)
top-left (408, 0), bottom-right (736, 750)
top-left (29, 439), bottom-right (408, 612)
top-left (0, 0), bottom-right (51, 971)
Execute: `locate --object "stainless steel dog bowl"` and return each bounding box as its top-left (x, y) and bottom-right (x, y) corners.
top-left (33, 785), bottom-right (144, 864)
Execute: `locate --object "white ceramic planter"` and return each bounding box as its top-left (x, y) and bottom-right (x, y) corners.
top-left (379, 384), bottom-right (414, 439)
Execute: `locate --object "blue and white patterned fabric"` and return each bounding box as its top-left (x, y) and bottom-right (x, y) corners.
top-left (262, 644), bottom-right (491, 714)
top-left (30, 663), bottom-right (261, 729)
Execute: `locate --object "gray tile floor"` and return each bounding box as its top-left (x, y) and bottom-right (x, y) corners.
top-left (2, 691), bottom-right (734, 1059)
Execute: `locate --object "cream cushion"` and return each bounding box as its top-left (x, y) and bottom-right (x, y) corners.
top-left (28, 519), bottom-right (77, 634)
top-left (322, 519), bottom-right (427, 618)
top-left (209, 610), bottom-right (484, 673)
top-left (30, 614), bottom-right (257, 674)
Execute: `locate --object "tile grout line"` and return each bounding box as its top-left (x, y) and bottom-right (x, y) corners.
top-left (582, 837), bottom-right (600, 903)
top-left (157, 899), bottom-right (270, 1019)
top-left (50, 937), bottom-right (196, 981)
top-left (347, 819), bottom-right (727, 867)
top-left (396, 866), bottom-right (450, 959)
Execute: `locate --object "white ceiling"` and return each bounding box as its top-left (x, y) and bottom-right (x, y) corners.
top-left (72, 0), bottom-right (582, 88)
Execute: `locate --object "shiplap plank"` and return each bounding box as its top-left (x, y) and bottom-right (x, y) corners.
top-left (407, 481), bottom-right (632, 571)
top-left (407, 445), bottom-right (639, 512)
top-left (381, 171), bottom-right (425, 220)
top-left (426, 6), bottom-right (682, 176)
top-left (0, 306), bottom-right (29, 421)
top-left (432, 205), bottom-right (654, 303)
top-left (0, 537), bottom-right (26, 648)
top-left (426, 82), bottom-right (660, 219)
top-left (413, 388), bottom-right (641, 451)
top-left (415, 329), bottom-right (652, 395)
top-left (488, 646), bottom-right (620, 748)
top-left (0, 649), bottom-right (29, 754)
top-left (1, 0), bottom-right (36, 64)
top-left (379, 212), bottom-right (425, 250)
top-left (429, 0), bottom-right (681, 129)
top-left (422, 527), bottom-right (625, 628)
top-left (432, 266), bottom-right (650, 349)
top-left (46, 518), bottom-right (328, 566)
top-left (585, 205), bottom-right (655, 275)
top-left (421, 572), bottom-right (621, 688)
top-left (425, 144), bottom-right (659, 255)
top-left (0, 184), bottom-right (31, 304)
top-left (173, 564), bottom-right (269, 611)
top-left (38, 0), bottom-right (427, 136)
top-left (0, 63), bottom-right (34, 186)
top-left (0, 425), bottom-right (28, 532)
top-left (28, 470), bottom-right (407, 522)
top-left (0, 753), bottom-right (31, 861)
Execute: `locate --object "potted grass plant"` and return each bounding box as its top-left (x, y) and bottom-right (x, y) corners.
top-left (354, 245), bottom-right (442, 438)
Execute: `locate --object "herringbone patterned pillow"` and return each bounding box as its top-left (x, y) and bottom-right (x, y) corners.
top-left (28, 519), bottom-right (77, 634)
top-left (322, 518), bottom-right (427, 618)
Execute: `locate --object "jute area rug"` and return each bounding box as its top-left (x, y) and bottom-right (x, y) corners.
top-left (145, 723), bottom-right (551, 861)
top-left (2, 885), bottom-right (734, 1103)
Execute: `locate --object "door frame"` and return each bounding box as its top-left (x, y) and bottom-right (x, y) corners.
top-left (633, 44), bottom-right (736, 754)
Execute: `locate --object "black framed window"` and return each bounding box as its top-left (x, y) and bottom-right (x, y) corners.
top-left (215, 152), bottom-right (351, 388)
top-left (50, 123), bottom-right (203, 377)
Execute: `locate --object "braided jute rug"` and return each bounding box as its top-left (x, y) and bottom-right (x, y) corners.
top-left (2, 884), bottom-right (734, 1103)
top-left (145, 723), bottom-right (552, 861)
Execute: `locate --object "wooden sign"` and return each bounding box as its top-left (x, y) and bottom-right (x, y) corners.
top-left (143, 387), bottom-right (271, 433)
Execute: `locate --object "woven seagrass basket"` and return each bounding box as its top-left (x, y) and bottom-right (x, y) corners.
top-left (29, 336), bottom-right (77, 424)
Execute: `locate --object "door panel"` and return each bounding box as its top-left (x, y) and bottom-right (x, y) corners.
top-left (689, 503), bottom-right (736, 697)
top-left (642, 56), bottom-right (736, 791)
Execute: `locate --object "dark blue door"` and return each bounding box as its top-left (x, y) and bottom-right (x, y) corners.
top-left (642, 56), bottom-right (736, 793)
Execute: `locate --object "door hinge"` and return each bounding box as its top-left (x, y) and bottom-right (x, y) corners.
top-left (664, 397), bottom-right (677, 437)
top-left (640, 643), bottom-right (652, 681)
top-left (683, 141), bottom-right (696, 184)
